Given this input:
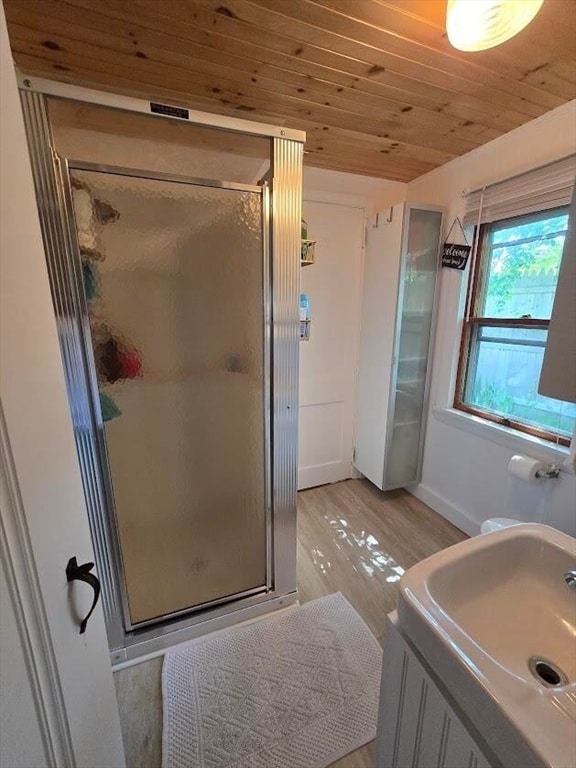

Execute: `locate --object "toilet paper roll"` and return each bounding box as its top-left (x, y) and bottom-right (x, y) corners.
top-left (508, 454), bottom-right (546, 483)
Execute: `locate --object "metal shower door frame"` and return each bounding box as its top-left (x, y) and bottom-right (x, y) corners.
top-left (65, 159), bottom-right (271, 636)
top-left (19, 81), bottom-right (302, 662)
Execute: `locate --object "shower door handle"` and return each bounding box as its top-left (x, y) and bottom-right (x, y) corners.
top-left (66, 557), bottom-right (101, 634)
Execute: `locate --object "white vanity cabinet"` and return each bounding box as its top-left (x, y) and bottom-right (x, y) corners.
top-left (354, 204), bottom-right (443, 490)
top-left (377, 613), bottom-right (494, 768)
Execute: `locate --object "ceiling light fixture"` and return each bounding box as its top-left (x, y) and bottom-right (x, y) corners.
top-left (446, 0), bottom-right (544, 52)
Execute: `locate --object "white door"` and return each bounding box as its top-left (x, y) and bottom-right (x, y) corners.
top-left (298, 201), bottom-right (365, 489)
top-left (0, 7), bottom-right (125, 767)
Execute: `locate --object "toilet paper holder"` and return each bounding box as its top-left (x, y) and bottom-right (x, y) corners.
top-left (536, 464), bottom-right (560, 479)
top-left (508, 454), bottom-right (561, 482)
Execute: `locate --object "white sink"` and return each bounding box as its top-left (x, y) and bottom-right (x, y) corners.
top-left (398, 523), bottom-right (576, 768)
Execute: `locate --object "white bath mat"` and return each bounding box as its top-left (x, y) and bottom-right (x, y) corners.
top-left (162, 593), bottom-right (382, 768)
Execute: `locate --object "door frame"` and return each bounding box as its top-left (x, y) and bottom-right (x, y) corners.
top-left (18, 79), bottom-right (303, 664)
top-left (0, 408), bottom-right (73, 767)
top-left (60, 158), bottom-right (271, 637)
top-left (18, 74), bottom-right (305, 142)
top-left (1, 12), bottom-right (125, 759)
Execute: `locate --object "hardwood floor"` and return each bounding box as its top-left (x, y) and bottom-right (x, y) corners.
top-left (298, 479), bottom-right (466, 641)
top-left (297, 480), bottom-right (467, 768)
top-left (114, 479), bottom-right (467, 768)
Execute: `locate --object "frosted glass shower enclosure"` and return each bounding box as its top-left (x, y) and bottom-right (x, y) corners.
top-left (71, 169), bottom-right (267, 627)
top-left (20, 81), bottom-right (303, 660)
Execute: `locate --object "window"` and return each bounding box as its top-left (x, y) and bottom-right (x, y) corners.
top-left (455, 207), bottom-right (575, 445)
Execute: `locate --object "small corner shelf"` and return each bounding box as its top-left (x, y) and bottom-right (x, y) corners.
top-left (301, 239), bottom-right (317, 266)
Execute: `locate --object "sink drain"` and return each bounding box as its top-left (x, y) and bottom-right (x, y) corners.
top-left (528, 656), bottom-right (569, 687)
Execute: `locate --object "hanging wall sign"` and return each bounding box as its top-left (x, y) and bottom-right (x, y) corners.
top-left (442, 217), bottom-right (471, 270)
top-left (442, 242), bottom-right (471, 270)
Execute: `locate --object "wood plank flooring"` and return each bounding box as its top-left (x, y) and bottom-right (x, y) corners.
top-left (114, 479), bottom-right (467, 768)
top-left (297, 480), bottom-right (467, 768)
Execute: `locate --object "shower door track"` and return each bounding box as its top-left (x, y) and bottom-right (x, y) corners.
top-left (20, 84), bottom-right (302, 663)
top-left (128, 585), bottom-right (269, 633)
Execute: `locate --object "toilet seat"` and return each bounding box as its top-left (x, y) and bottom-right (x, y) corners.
top-left (480, 517), bottom-right (523, 534)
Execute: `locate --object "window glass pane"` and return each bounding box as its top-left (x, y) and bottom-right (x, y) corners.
top-left (483, 210), bottom-right (568, 319)
top-left (465, 326), bottom-right (576, 436)
top-left (477, 326), bottom-right (546, 343)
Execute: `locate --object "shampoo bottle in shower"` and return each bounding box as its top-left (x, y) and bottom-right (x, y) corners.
top-left (300, 294), bottom-right (310, 321)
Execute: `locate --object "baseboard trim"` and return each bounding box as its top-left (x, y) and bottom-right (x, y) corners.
top-left (298, 461), bottom-right (353, 490)
top-left (409, 482), bottom-right (480, 537)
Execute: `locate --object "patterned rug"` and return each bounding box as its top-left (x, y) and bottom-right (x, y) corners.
top-left (162, 593), bottom-right (382, 768)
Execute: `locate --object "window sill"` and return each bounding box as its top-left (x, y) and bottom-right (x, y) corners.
top-left (432, 406), bottom-right (571, 464)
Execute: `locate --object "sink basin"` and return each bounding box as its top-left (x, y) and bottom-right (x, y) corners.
top-left (425, 525), bottom-right (576, 686)
top-left (398, 523), bottom-right (576, 768)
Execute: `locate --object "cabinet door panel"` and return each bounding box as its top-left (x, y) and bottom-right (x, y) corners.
top-left (384, 206), bottom-right (443, 489)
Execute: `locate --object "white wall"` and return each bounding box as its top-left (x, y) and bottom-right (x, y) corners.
top-left (404, 101), bottom-right (576, 536)
top-left (1, 6), bottom-right (125, 764)
top-left (0, 552), bottom-right (48, 768)
top-left (303, 166), bottom-right (405, 210)
top-left (298, 170), bottom-right (406, 489)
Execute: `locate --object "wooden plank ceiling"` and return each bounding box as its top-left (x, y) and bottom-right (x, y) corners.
top-left (4, 0), bottom-right (576, 181)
